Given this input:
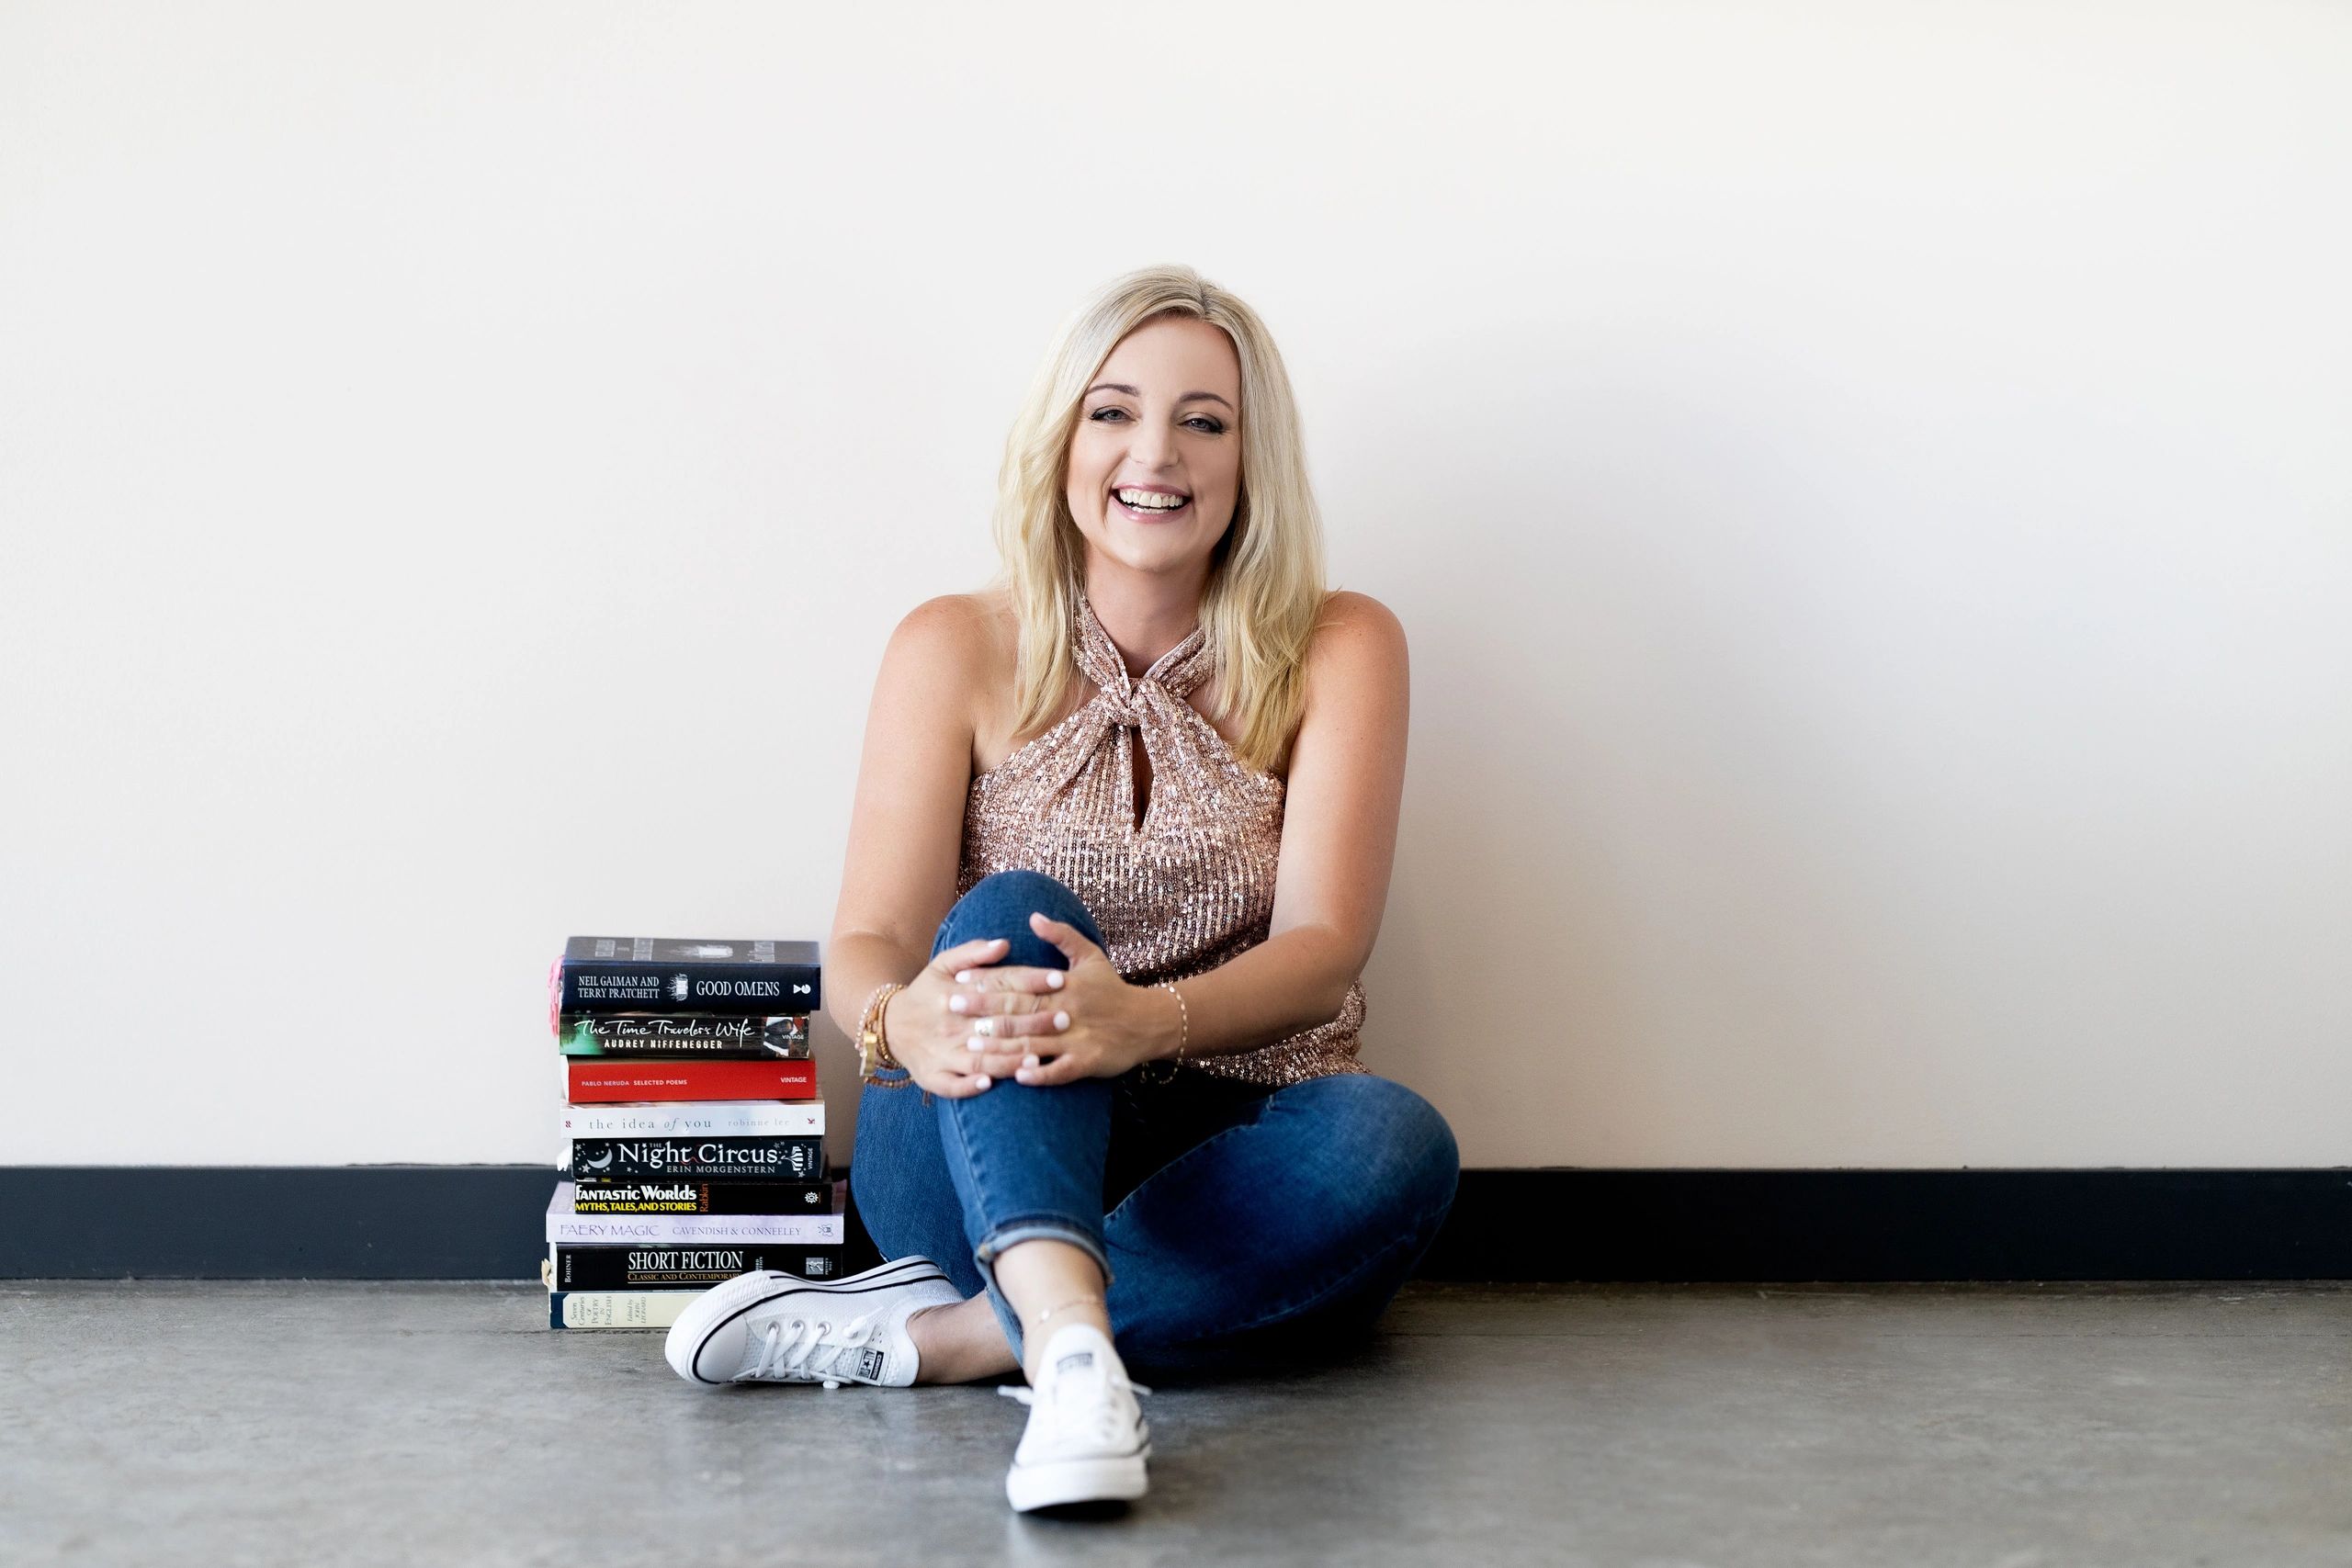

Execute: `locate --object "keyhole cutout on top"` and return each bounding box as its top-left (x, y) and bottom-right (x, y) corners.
top-left (1129, 734), bottom-right (1153, 833)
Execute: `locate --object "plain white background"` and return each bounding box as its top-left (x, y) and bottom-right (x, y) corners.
top-left (4, 2), bottom-right (2346, 1168)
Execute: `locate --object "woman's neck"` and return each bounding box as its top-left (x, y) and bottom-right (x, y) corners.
top-left (1082, 558), bottom-right (1206, 679)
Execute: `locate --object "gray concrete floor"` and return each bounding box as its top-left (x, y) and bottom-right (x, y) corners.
top-left (2, 1280), bottom-right (2346, 1567)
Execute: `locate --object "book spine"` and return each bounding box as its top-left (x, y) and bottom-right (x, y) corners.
top-left (560, 1100), bottom-right (825, 1139)
top-left (570, 1137), bottom-right (825, 1182)
top-left (565, 1058), bottom-right (818, 1103)
top-left (560, 960), bottom-right (820, 1016)
top-left (549, 1213), bottom-right (846, 1247)
top-left (551, 1244), bottom-right (845, 1289)
top-left (548, 1290), bottom-right (700, 1330)
top-left (557, 1013), bottom-right (810, 1059)
top-left (566, 1179), bottom-right (838, 1215)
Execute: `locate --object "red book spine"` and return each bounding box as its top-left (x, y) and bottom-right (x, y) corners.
top-left (565, 1058), bottom-right (820, 1103)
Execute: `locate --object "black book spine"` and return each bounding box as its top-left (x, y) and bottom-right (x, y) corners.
top-left (571, 1137), bottom-right (825, 1182)
top-left (551, 1244), bottom-right (845, 1289)
top-left (568, 1180), bottom-right (836, 1215)
top-left (561, 960), bottom-right (821, 1016)
top-left (557, 1013), bottom-right (811, 1059)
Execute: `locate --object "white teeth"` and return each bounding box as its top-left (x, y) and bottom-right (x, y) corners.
top-left (1114, 488), bottom-right (1186, 511)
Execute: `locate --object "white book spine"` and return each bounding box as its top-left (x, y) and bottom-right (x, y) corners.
top-left (548, 1213), bottom-right (845, 1246)
top-left (559, 1100), bottom-right (827, 1138)
top-left (549, 1290), bottom-right (697, 1330)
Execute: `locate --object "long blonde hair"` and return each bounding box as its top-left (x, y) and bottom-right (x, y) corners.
top-left (989, 264), bottom-right (1330, 775)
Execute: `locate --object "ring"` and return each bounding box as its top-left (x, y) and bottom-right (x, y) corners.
top-left (976, 1017), bottom-right (994, 1037)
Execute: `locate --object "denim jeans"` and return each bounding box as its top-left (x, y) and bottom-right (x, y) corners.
top-left (852, 869), bottom-right (1461, 1375)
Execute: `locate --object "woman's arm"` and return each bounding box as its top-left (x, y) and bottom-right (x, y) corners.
top-left (975, 591), bottom-right (1410, 1082)
top-left (825, 595), bottom-right (1001, 1091)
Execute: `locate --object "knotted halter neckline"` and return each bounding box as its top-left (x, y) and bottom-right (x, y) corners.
top-left (1069, 590), bottom-right (1217, 722)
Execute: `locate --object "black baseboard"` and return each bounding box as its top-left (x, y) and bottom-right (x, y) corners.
top-left (3, 1167), bottom-right (2347, 1281)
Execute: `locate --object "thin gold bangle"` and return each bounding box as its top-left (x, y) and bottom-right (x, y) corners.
top-left (858, 980), bottom-right (915, 1088)
top-left (1147, 981), bottom-right (1187, 1083)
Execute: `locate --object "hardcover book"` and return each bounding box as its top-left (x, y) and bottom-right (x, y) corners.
top-left (550, 1243), bottom-right (843, 1289)
top-left (570, 1135), bottom-right (825, 1182)
top-left (558, 937), bottom-right (821, 1017)
top-left (560, 1100), bottom-right (825, 1140)
top-left (557, 1013), bottom-right (810, 1059)
top-left (547, 1182), bottom-right (845, 1245)
top-left (565, 1057), bottom-right (818, 1103)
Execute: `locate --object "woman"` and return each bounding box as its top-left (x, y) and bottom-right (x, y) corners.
top-left (663, 265), bottom-right (1458, 1512)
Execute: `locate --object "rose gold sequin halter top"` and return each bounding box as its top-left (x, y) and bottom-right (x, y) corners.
top-left (958, 592), bottom-right (1368, 1087)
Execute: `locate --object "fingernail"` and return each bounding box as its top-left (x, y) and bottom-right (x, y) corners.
top-left (949, 995), bottom-right (967, 1013)
top-left (1046, 972), bottom-right (1065, 989)
top-left (956, 971), bottom-right (973, 984)
top-left (1053, 1011), bottom-right (1069, 1031)
top-left (1024, 1054), bottom-right (1040, 1067)
top-left (1015, 1069), bottom-right (1034, 1083)
top-left (975, 1076), bottom-right (990, 1089)
top-left (967, 1037), bottom-right (985, 1052)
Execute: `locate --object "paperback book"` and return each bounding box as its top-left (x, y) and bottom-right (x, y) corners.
top-left (570, 1135), bottom-right (825, 1182)
top-left (548, 1182), bottom-right (845, 1245)
top-left (549, 1243), bottom-right (842, 1289)
top-left (557, 936), bottom-right (821, 1016)
top-left (557, 1013), bottom-right (810, 1059)
top-left (547, 1289), bottom-right (698, 1331)
top-left (560, 1100), bottom-right (825, 1140)
top-left (566, 1057), bottom-right (818, 1103)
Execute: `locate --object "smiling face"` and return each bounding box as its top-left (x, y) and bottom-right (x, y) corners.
top-left (1064, 313), bottom-right (1244, 584)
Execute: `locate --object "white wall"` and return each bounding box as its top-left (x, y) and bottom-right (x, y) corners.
top-left (4, 2), bottom-right (2346, 1168)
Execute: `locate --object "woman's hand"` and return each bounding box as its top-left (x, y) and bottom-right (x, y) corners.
top-left (881, 936), bottom-right (1026, 1099)
top-left (951, 913), bottom-right (1178, 1088)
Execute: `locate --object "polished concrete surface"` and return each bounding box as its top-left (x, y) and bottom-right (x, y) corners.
top-left (3, 1280), bottom-right (2346, 1566)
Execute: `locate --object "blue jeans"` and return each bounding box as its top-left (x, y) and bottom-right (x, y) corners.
top-left (852, 869), bottom-right (1461, 1376)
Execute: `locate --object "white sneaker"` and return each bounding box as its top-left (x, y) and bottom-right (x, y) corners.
top-left (664, 1257), bottom-right (960, 1390)
top-left (999, 1324), bottom-right (1152, 1511)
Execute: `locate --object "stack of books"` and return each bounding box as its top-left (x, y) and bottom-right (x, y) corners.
top-left (541, 936), bottom-right (842, 1330)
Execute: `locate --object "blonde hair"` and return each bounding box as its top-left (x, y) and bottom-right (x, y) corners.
top-left (989, 264), bottom-right (1330, 775)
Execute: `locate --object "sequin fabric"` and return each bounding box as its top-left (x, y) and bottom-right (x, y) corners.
top-left (959, 592), bottom-right (1368, 1086)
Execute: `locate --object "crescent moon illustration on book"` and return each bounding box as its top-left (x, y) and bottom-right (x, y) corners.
top-left (582, 1148), bottom-right (613, 1170)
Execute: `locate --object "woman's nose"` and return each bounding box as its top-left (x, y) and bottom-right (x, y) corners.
top-left (1127, 417), bottom-right (1179, 468)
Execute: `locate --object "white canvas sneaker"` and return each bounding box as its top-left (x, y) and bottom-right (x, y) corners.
top-left (1000, 1324), bottom-right (1152, 1511)
top-left (664, 1257), bottom-right (961, 1390)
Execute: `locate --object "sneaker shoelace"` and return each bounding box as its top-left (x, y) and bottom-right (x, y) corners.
top-left (997, 1368), bottom-right (1153, 1448)
top-left (747, 1309), bottom-right (885, 1388)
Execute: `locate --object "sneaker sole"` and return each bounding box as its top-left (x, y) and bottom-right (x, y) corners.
top-left (663, 1258), bottom-right (949, 1388)
top-left (1006, 1447), bottom-right (1152, 1512)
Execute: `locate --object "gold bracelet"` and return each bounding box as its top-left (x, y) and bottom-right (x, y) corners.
top-left (1144, 981), bottom-right (1188, 1083)
top-left (857, 980), bottom-right (915, 1087)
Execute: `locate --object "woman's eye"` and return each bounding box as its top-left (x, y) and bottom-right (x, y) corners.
top-left (1089, 407), bottom-right (1128, 422)
top-left (1186, 417), bottom-right (1226, 434)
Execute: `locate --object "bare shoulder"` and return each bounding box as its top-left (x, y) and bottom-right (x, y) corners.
top-left (1305, 590), bottom-right (1409, 689)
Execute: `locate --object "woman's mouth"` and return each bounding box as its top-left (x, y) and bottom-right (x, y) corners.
top-left (1111, 486), bottom-right (1191, 523)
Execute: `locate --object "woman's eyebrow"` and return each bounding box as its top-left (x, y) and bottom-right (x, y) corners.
top-left (1084, 382), bottom-right (1236, 412)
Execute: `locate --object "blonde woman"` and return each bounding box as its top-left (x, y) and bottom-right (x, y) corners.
top-left (664, 265), bottom-right (1458, 1513)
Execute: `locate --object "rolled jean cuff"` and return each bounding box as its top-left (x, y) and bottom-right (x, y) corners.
top-left (972, 1216), bottom-right (1114, 1358)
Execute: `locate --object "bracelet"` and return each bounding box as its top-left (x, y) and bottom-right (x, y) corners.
top-left (1033, 1295), bottom-right (1106, 1328)
top-left (1144, 981), bottom-right (1187, 1084)
top-left (857, 980), bottom-right (915, 1088)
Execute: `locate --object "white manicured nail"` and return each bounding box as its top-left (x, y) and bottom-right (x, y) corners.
top-left (956, 971), bottom-right (973, 984)
top-left (949, 995), bottom-right (968, 1013)
top-left (1046, 972), bottom-right (1065, 989)
top-left (1053, 1011), bottom-right (1070, 1031)
top-left (975, 1076), bottom-right (990, 1089)
top-left (967, 1037), bottom-right (985, 1052)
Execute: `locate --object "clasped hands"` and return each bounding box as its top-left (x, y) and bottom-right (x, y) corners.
top-left (881, 912), bottom-right (1176, 1099)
